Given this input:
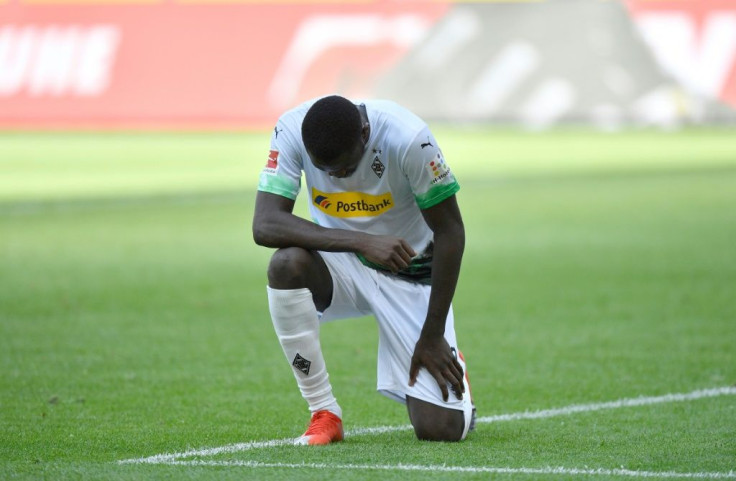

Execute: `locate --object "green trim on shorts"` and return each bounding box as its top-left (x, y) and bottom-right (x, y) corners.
top-left (356, 253), bottom-right (432, 285)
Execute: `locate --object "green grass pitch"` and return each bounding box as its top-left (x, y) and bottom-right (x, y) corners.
top-left (1, 129), bottom-right (735, 480)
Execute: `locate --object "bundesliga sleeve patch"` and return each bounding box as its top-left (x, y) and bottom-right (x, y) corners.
top-left (257, 149), bottom-right (300, 200)
top-left (264, 150), bottom-right (279, 172)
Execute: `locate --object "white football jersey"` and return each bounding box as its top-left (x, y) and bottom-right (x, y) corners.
top-left (258, 98), bottom-right (460, 282)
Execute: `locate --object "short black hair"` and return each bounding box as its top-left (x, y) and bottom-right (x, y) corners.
top-left (301, 95), bottom-right (362, 164)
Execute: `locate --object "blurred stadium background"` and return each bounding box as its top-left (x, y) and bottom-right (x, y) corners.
top-left (3, 1), bottom-right (736, 477)
top-left (1, 0), bottom-right (735, 130)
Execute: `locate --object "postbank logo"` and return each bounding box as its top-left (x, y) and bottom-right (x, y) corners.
top-left (312, 188), bottom-right (394, 218)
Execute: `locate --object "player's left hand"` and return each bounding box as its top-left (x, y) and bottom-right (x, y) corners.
top-left (408, 335), bottom-right (464, 402)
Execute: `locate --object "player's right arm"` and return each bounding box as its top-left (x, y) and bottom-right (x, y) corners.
top-left (255, 113), bottom-right (414, 269)
top-left (252, 190), bottom-right (369, 253)
top-left (252, 190), bottom-right (415, 272)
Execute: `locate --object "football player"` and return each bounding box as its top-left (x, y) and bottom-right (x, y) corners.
top-left (253, 95), bottom-right (475, 444)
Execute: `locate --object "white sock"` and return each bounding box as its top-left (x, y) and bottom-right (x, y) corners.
top-left (267, 286), bottom-right (342, 419)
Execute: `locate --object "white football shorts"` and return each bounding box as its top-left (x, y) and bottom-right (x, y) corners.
top-left (318, 251), bottom-right (472, 435)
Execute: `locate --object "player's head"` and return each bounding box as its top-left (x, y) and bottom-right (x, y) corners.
top-left (302, 95), bottom-right (368, 178)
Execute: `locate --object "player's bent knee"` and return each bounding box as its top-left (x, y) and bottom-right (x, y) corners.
top-left (412, 419), bottom-right (464, 442)
top-left (406, 396), bottom-right (465, 442)
top-left (267, 247), bottom-right (315, 289)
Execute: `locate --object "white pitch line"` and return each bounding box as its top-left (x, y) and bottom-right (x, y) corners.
top-left (476, 386), bottom-right (736, 424)
top-left (119, 437), bottom-right (298, 465)
top-left (157, 460), bottom-right (736, 479)
top-left (119, 385), bottom-right (736, 466)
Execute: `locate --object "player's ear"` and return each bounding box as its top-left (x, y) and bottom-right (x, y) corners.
top-left (360, 123), bottom-right (370, 144)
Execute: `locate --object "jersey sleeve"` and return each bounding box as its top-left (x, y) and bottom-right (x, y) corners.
top-left (257, 119), bottom-right (303, 200)
top-left (402, 126), bottom-right (460, 210)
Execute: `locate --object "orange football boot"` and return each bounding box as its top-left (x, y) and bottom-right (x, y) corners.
top-left (295, 410), bottom-right (344, 445)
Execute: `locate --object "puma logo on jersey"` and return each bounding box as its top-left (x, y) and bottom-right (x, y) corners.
top-left (421, 137), bottom-right (434, 149)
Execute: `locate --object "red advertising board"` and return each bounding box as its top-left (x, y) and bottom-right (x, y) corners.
top-left (0, 0), bottom-right (448, 129)
top-left (626, 0), bottom-right (736, 109)
top-left (1, 0), bottom-right (733, 129)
